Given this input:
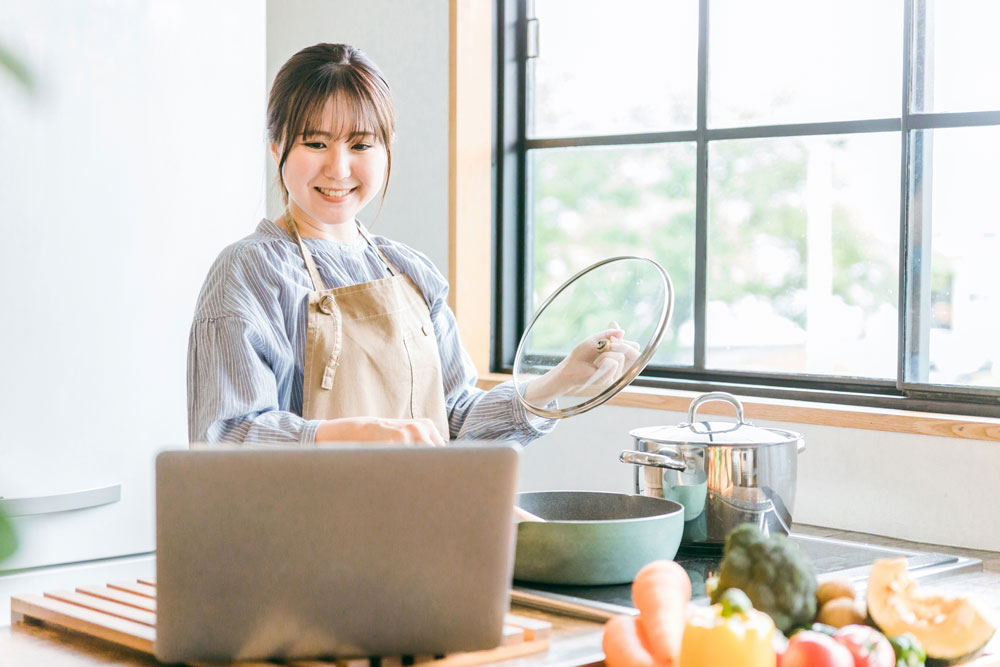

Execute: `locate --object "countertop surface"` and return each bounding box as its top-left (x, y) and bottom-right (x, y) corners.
top-left (3, 525), bottom-right (999, 666)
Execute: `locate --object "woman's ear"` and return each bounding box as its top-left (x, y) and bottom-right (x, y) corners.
top-left (269, 142), bottom-right (281, 166)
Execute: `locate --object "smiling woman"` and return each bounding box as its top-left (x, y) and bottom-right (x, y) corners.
top-left (187, 43), bottom-right (592, 448)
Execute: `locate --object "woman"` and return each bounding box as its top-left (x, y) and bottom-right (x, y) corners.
top-left (187, 43), bottom-right (636, 446)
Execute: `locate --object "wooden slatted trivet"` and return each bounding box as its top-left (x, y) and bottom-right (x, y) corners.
top-left (10, 577), bottom-right (552, 667)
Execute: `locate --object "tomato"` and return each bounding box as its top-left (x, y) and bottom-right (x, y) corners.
top-left (779, 631), bottom-right (855, 667)
top-left (833, 624), bottom-right (895, 667)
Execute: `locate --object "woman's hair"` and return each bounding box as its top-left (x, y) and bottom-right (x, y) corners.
top-left (267, 43), bottom-right (395, 205)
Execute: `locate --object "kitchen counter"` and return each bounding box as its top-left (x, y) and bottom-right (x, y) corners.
top-left (3, 525), bottom-right (999, 666)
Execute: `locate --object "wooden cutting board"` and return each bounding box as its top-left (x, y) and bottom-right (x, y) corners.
top-left (10, 577), bottom-right (551, 667)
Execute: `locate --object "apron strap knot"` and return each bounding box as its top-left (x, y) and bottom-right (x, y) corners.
top-left (319, 295), bottom-right (335, 315)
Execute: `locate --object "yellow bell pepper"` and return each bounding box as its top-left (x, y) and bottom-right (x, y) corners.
top-left (679, 589), bottom-right (777, 667)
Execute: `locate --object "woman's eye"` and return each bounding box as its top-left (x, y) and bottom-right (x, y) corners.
top-left (304, 141), bottom-right (326, 149)
top-left (352, 143), bottom-right (372, 151)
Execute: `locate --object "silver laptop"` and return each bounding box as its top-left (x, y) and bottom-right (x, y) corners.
top-left (154, 443), bottom-right (520, 663)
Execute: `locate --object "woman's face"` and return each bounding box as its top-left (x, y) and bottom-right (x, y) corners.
top-left (277, 97), bottom-right (388, 238)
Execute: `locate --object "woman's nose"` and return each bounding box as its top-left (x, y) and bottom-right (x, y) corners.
top-left (324, 146), bottom-right (351, 180)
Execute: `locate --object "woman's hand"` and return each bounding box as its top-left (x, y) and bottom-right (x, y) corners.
top-left (315, 416), bottom-right (446, 446)
top-left (522, 322), bottom-right (641, 406)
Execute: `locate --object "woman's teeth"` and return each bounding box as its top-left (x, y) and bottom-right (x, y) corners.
top-left (317, 187), bottom-right (352, 197)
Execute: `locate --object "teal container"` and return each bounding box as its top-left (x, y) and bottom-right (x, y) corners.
top-left (513, 491), bottom-right (685, 585)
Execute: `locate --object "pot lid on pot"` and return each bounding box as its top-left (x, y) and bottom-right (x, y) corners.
top-left (629, 392), bottom-right (802, 447)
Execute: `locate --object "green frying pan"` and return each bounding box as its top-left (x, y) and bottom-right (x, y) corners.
top-left (513, 490), bottom-right (684, 585)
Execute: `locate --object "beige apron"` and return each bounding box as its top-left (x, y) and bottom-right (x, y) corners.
top-left (284, 213), bottom-right (450, 440)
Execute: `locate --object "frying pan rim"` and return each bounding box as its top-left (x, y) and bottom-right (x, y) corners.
top-left (515, 490), bottom-right (684, 525)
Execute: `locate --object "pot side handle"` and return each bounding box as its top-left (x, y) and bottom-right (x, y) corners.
top-left (619, 449), bottom-right (688, 471)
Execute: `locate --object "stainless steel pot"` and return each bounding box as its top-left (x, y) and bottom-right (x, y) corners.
top-left (619, 392), bottom-right (805, 547)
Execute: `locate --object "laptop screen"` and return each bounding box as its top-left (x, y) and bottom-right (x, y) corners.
top-left (154, 443), bottom-right (519, 662)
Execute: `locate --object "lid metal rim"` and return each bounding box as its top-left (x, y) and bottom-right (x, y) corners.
top-left (513, 256), bottom-right (674, 419)
top-left (631, 434), bottom-right (804, 448)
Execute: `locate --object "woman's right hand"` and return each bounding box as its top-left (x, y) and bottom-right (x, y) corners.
top-left (315, 416), bottom-right (446, 446)
top-left (522, 322), bottom-right (641, 406)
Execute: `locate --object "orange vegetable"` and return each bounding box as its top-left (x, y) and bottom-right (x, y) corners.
top-left (602, 614), bottom-right (659, 667)
top-left (631, 560), bottom-right (692, 665)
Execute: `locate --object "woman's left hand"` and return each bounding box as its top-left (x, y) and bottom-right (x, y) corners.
top-left (522, 321), bottom-right (640, 406)
top-left (315, 416), bottom-right (446, 445)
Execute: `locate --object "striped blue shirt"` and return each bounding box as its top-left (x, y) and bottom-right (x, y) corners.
top-left (187, 218), bottom-right (554, 446)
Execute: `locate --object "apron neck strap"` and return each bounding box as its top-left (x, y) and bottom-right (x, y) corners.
top-left (282, 212), bottom-right (401, 290)
top-left (355, 224), bottom-right (398, 277)
top-left (283, 212), bottom-right (328, 291)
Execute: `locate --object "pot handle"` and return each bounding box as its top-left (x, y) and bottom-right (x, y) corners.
top-left (797, 438), bottom-right (806, 453)
top-left (687, 391), bottom-right (748, 425)
top-left (619, 449), bottom-right (688, 471)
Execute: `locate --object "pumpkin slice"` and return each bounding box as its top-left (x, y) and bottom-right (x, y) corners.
top-left (867, 558), bottom-right (995, 666)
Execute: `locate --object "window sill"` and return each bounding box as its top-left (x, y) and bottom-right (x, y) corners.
top-left (477, 372), bottom-right (1000, 443)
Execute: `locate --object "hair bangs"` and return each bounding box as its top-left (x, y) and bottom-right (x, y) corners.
top-left (294, 69), bottom-right (392, 147)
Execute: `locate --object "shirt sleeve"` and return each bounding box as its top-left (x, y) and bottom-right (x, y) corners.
top-left (187, 315), bottom-right (322, 445)
top-left (427, 284), bottom-right (557, 445)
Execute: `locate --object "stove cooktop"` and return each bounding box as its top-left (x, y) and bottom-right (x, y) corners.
top-left (511, 533), bottom-right (983, 621)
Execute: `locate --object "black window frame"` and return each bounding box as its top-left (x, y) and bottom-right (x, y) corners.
top-left (493, 0), bottom-right (1000, 418)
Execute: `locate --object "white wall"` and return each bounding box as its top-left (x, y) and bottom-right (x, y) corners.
top-left (265, 0), bottom-right (451, 271)
top-left (519, 404), bottom-right (1000, 552)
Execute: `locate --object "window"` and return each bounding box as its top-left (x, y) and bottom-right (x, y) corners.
top-left (495, 0), bottom-right (1000, 416)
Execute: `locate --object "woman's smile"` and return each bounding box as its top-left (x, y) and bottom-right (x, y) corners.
top-left (316, 186), bottom-right (355, 199)
top-left (314, 185), bottom-right (358, 203)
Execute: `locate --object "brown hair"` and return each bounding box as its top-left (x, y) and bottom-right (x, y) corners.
top-left (267, 43), bottom-right (395, 205)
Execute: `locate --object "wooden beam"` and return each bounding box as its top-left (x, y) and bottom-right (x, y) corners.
top-left (449, 0), bottom-right (493, 374)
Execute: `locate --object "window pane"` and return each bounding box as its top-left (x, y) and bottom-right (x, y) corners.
top-left (530, 144), bottom-right (697, 366)
top-left (710, 0), bottom-right (902, 127)
top-left (529, 0), bottom-right (697, 138)
top-left (707, 134), bottom-right (900, 376)
top-left (906, 127), bottom-right (1000, 389)
top-left (912, 0), bottom-right (1000, 113)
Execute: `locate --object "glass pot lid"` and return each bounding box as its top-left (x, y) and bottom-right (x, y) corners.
top-left (513, 256), bottom-right (674, 418)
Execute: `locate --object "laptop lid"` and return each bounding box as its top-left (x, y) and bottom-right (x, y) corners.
top-left (154, 443), bottom-right (519, 663)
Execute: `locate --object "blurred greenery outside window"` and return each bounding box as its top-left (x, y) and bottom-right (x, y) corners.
top-left (495, 0), bottom-right (1000, 414)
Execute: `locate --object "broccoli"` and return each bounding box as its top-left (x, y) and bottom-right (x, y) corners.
top-left (709, 524), bottom-right (817, 633)
top-left (889, 633), bottom-right (926, 667)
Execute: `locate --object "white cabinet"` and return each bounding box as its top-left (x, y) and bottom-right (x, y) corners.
top-left (1, 443), bottom-right (185, 571)
top-left (0, 1), bottom-right (265, 573)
